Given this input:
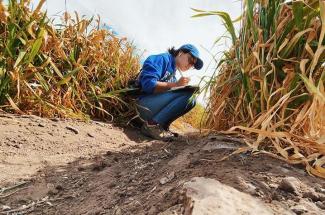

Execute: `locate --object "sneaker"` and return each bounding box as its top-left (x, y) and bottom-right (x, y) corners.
top-left (140, 122), bottom-right (174, 141)
top-left (165, 129), bottom-right (179, 137)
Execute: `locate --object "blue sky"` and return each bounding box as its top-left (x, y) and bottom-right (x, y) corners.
top-left (30, 0), bottom-right (242, 103)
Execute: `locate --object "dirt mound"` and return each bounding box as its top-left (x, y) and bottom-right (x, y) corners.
top-left (1, 114), bottom-right (325, 214)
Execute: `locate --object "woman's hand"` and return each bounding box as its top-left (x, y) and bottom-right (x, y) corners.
top-left (177, 77), bottom-right (191, 86)
top-left (154, 77), bottom-right (191, 93)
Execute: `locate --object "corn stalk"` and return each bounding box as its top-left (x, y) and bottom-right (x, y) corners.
top-left (0, 0), bottom-right (140, 120)
top-left (196, 0), bottom-right (325, 178)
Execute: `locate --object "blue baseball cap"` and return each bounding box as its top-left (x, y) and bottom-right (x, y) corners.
top-left (179, 44), bottom-right (204, 70)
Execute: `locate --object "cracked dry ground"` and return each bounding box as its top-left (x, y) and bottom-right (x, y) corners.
top-left (1, 114), bottom-right (325, 215)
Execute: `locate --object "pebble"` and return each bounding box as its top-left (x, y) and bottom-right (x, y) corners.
top-left (47, 183), bottom-right (59, 195)
top-left (243, 182), bottom-right (257, 195)
top-left (66, 126), bottom-right (79, 134)
top-left (315, 187), bottom-right (325, 194)
top-left (160, 171), bottom-right (175, 185)
top-left (2, 205), bottom-right (11, 211)
top-left (87, 133), bottom-right (95, 138)
top-left (278, 177), bottom-right (301, 194)
top-left (316, 201), bottom-right (325, 210)
top-left (114, 208), bottom-right (122, 215)
top-left (303, 191), bottom-right (320, 202)
top-left (290, 205), bottom-right (307, 215)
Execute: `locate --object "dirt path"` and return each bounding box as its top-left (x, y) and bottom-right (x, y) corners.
top-left (0, 114), bottom-right (144, 185)
top-left (1, 114), bottom-right (325, 214)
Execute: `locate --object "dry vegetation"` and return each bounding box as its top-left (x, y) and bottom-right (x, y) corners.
top-left (195, 0), bottom-right (325, 177)
top-left (0, 0), bottom-right (140, 120)
top-left (172, 103), bottom-right (205, 130)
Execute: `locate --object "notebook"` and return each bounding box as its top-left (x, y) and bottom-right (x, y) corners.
top-left (168, 85), bottom-right (200, 92)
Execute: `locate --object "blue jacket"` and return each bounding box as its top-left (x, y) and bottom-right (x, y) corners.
top-left (138, 52), bottom-right (177, 94)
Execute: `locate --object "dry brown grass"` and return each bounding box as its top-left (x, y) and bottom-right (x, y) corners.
top-left (195, 0), bottom-right (325, 178)
top-left (172, 103), bottom-right (206, 130)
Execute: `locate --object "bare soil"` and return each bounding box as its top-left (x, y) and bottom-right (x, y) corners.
top-left (1, 114), bottom-right (325, 215)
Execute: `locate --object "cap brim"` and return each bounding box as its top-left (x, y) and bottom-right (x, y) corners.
top-left (194, 58), bottom-right (203, 70)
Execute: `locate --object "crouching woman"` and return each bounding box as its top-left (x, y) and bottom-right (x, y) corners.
top-left (136, 44), bottom-right (203, 140)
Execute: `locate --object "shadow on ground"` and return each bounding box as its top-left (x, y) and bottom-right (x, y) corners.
top-left (1, 129), bottom-right (325, 215)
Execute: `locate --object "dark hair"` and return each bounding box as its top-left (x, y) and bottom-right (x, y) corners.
top-left (168, 46), bottom-right (191, 57)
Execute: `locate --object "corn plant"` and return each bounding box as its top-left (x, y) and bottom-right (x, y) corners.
top-left (0, 0), bottom-right (140, 120)
top-left (195, 0), bottom-right (325, 178)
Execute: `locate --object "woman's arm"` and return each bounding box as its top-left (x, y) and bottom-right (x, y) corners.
top-left (153, 81), bottom-right (178, 93)
top-left (154, 77), bottom-right (190, 93)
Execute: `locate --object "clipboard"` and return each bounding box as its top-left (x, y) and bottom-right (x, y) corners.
top-left (168, 85), bottom-right (200, 92)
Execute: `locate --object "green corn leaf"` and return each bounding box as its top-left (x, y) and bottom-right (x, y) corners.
top-left (299, 74), bottom-right (325, 102)
top-left (57, 68), bottom-right (81, 86)
top-left (280, 28), bottom-right (313, 58)
top-left (13, 51), bottom-right (26, 68)
top-left (293, 0), bottom-right (304, 31)
top-left (27, 28), bottom-right (46, 64)
top-left (192, 10), bottom-right (237, 45)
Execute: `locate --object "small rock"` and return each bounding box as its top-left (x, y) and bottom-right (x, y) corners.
top-left (87, 133), bottom-right (95, 138)
top-left (316, 187), bottom-right (325, 194)
top-left (278, 177), bottom-right (301, 194)
top-left (159, 171), bottom-right (175, 185)
top-left (77, 166), bottom-right (85, 171)
top-left (2, 205), bottom-right (11, 211)
top-left (13, 144), bottom-right (20, 149)
top-left (319, 193), bottom-right (325, 201)
top-left (236, 177), bottom-right (257, 195)
top-left (259, 181), bottom-right (271, 190)
top-left (269, 183), bottom-right (278, 189)
top-left (47, 183), bottom-right (59, 195)
top-left (244, 183), bottom-right (257, 195)
top-left (189, 158), bottom-right (200, 167)
top-left (51, 118), bottom-right (60, 122)
top-left (293, 199), bottom-right (324, 214)
top-left (303, 191), bottom-right (320, 202)
top-left (126, 186), bottom-right (134, 191)
top-left (92, 160), bottom-right (107, 171)
top-left (38, 123), bottom-right (45, 127)
top-left (291, 205), bottom-right (308, 215)
top-left (114, 208), bottom-right (122, 215)
top-left (271, 192), bottom-right (284, 201)
top-left (66, 126), bottom-right (79, 134)
top-left (55, 184), bottom-right (63, 191)
top-left (108, 182), bottom-right (116, 188)
top-left (48, 188), bottom-right (59, 195)
top-left (202, 141), bottom-right (239, 152)
top-left (316, 201), bottom-right (325, 210)
top-left (183, 177), bottom-right (275, 215)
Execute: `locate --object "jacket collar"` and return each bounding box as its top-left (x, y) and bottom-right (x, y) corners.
top-left (168, 53), bottom-right (176, 72)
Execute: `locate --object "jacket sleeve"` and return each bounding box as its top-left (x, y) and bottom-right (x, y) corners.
top-left (139, 55), bottom-right (165, 94)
